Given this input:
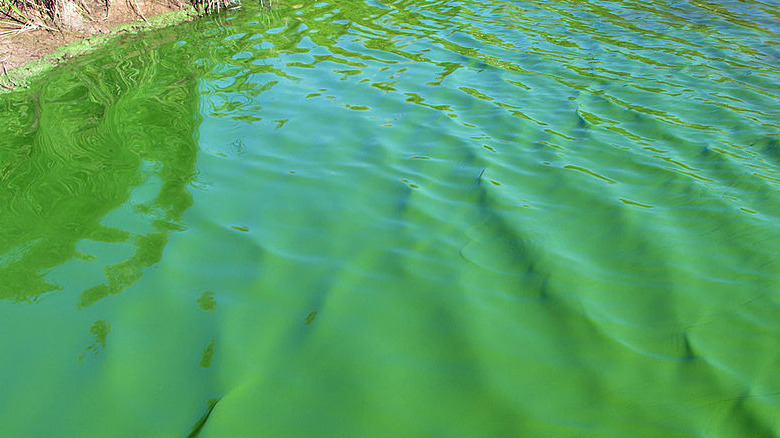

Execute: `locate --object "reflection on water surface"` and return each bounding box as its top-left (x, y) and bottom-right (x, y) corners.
top-left (1, 0), bottom-right (780, 436)
top-left (0, 38), bottom-right (199, 304)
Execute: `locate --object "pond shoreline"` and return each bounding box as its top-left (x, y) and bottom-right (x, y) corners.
top-left (0, 1), bottom-right (199, 92)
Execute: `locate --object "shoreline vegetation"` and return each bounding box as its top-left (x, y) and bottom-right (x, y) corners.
top-left (0, 0), bottom-right (236, 91)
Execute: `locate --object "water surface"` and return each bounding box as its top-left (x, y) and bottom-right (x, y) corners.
top-left (1, 0), bottom-right (780, 436)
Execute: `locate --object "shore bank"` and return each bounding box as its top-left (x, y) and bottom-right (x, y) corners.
top-left (0, 0), bottom-right (201, 91)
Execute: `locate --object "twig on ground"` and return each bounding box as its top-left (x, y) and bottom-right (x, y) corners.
top-left (0, 20), bottom-right (25, 35)
top-left (128, 0), bottom-right (150, 25)
top-left (1, 54), bottom-right (17, 87)
top-left (1, 0), bottom-right (30, 24)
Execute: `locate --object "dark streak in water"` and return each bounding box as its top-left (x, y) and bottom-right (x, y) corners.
top-left (563, 165), bottom-right (617, 184)
top-left (199, 339), bottom-right (216, 368)
top-left (619, 198), bottom-right (654, 208)
top-left (304, 310), bottom-right (318, 325)
top-left (476, 167), bottom-right (486, 186)
top-left (186, 398), bottom-right (220, 438)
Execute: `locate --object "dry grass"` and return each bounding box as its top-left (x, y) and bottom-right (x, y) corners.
top-left (0, 0), bottom-right (235, 34)
top-left (0, 0), bottom-right (57, 33)
top-left (191, 0), bottom-right (240, 14)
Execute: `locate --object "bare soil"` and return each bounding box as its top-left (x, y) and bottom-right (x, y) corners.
top-left (0, 0), bottom-right (190, 72)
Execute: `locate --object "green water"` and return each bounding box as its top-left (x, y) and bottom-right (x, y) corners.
top-left (2, 0), bottom-right (780, 436)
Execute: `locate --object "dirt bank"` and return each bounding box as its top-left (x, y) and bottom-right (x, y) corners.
top-left (1, 0), bottom-right (198, 89)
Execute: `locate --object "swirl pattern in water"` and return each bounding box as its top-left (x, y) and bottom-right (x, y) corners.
top-left (1, 0), bottom-right (779, 436)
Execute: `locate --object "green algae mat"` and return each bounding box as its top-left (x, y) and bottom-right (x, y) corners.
top-left (2, 0), bottom-right (780, 436)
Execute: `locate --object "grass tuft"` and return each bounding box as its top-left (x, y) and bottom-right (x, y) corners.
top-left (0, 0), bottom-right (240, 34)
top-left (190, 0), bottom-right (240, 15)
top-left (0, 0), bottom-right (56, 33)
